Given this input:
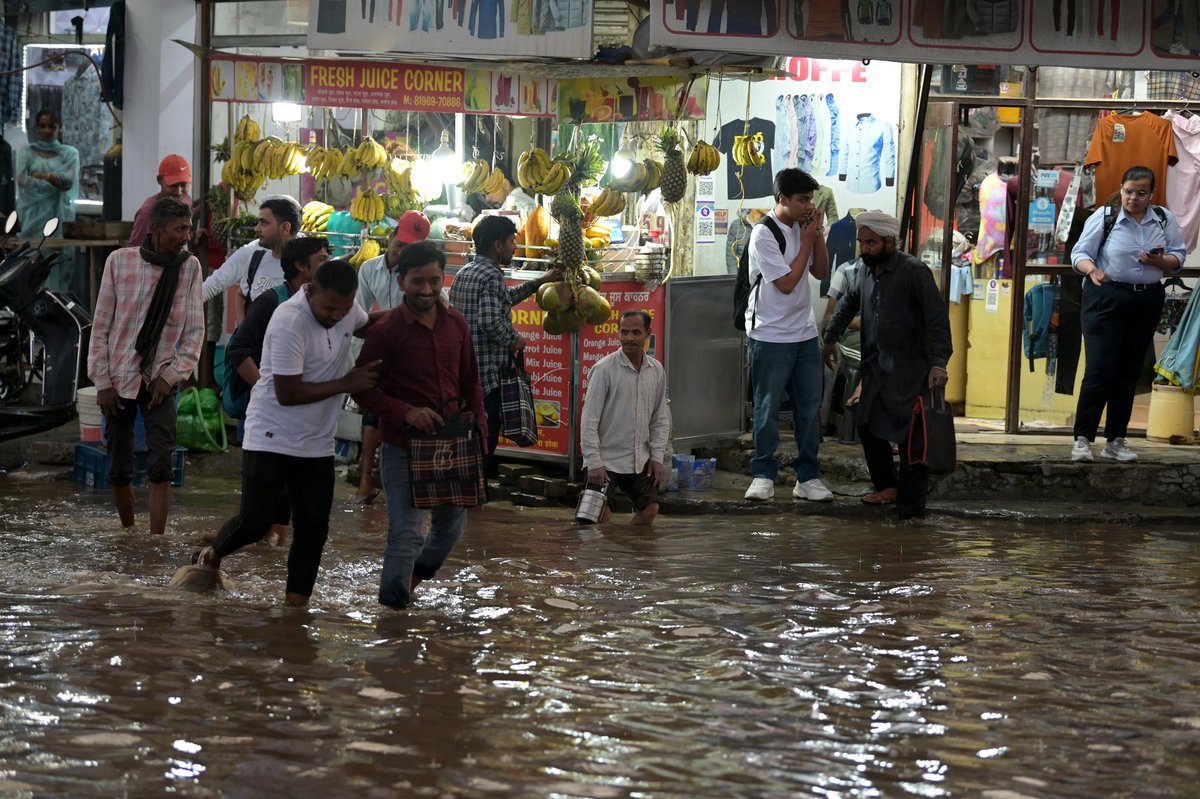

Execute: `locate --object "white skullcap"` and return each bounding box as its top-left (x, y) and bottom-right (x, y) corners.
top-left (855, 211), bottom-right (901, 239)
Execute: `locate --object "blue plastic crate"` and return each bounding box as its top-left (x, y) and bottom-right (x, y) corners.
top-left (73, 443), bottom-right (186, 490)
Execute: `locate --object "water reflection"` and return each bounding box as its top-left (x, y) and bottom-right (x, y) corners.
top-left (0, 476), bottom-right (1197, 796)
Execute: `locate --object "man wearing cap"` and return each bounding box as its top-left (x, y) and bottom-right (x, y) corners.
top-left (129, 154), bottom-right (192, 247)
top-left (822, 211), bottom-right (952, 519)
top-left (351, 210), bottom-right (431, 504)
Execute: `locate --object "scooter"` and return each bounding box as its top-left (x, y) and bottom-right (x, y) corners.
top-left (0, 212), bottom-right (92, 442)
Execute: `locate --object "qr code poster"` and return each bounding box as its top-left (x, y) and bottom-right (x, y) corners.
top-left (695, 202), bottom-right (715, 245)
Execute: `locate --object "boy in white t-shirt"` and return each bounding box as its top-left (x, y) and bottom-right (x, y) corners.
top-left (192, 260), bottom-right (381, 607)
top-left (744, 168), bottom-right (834, 503)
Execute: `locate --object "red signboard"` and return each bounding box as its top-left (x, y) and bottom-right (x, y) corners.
top-left (577, 281), bottom-right (667, 454)
top-left (306, 62), bottom-right (465, 113)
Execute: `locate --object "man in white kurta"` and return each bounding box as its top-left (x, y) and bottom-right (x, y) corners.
top-left (579, 310), bottom-right (671, 525)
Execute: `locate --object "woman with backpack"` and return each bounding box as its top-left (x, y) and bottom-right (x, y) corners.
top-left (1069, 165), bottom-right (1187, 463)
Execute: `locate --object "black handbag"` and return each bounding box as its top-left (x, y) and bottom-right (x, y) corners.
top-left (406, 397), bottom-right (487, 509)
top-left (905, 386), bottom-right (957, 475)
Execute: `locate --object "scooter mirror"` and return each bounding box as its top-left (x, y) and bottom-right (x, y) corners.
top-left (42, 218), bottom-right (59, 238)
top-left (3, 211), bottom-right (17, 235)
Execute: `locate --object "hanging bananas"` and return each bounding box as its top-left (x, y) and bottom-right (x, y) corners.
top-left (301, 201), bottom-right (334, 232)
top-left (348, 238), bottom-right (381, 267)
top-left (305, 145), bottom-right (344, 181)
top-left (732, 132), bottom-right (766, 167)
top-left (588, 186), bottom-right (626, 217)
top-left (219, 157), bottom-right (264, 202)
top-left (687, 140), bottom-right (722, 176)
top-left (234, 115), bottom-right (260, 144)
top-left (609, 159), bottom-right (662, 194)
top-left (353, 136), bottom-right (389, 171)
top-left (517, 147), bottom-right (571, 196)
top-left (349, 188), bottom-right (385, 224)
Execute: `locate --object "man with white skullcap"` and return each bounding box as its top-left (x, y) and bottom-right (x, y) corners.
top-left (823, 211), bottom-right (952, 519)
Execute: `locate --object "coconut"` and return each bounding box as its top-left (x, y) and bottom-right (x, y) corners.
top-left (558, 306), bottom-right (585, 333)
top-left (538, 281), bottom-right (573, 313)
top-left (542, 311), bottom-right (565, 335)
top-left (583, 266), bottom-right (603, 291)
top-left (575, 286), bottom-right (613, 326)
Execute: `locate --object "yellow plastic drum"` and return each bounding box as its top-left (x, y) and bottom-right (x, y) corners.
top-left (1146, 383), bottom-right (1196, 442)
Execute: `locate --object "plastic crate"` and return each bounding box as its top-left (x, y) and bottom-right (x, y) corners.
top-left (73, 443), bottom-right (186, 490)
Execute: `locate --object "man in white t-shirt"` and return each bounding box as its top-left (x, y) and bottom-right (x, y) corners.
top-left (202, 196), bottom-right (300, 308)
top-left (744, 168), bottom-right (833, 502)
top-left (192, 259), bottom-right (381, 606)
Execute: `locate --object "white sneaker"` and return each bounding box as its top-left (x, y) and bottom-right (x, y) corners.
top-left (744, 477), bottom-right (775, 501)
top-left (1071, 436), bottom-right (1093, 463)
top-left (793, 478), bottom-right (833, 502)
top-left (1101, 437), bottom-right (1138, 463)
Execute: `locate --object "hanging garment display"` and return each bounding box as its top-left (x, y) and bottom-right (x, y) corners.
top-left (716, 116), bottom-right (776, 200)
top-left (62, 63), bottom-right (110, 171)
top-left (1036, 67), bottom-right (1111, 165)
top-left (1154, 287), bottom-right (1200, 393)
top-left (102, 1), bottom-right (125, 110)
top-left (0, 22), bottom-right (20, 125)
top-left (838, 113), bottom-right (895, 194)
top-left (794, 95), bottom-right (817, 172)
top-left (1084, 112), bottom-right (1177, 207)
top-left (812, 93), bottom-right (830, 176)
top-left (1165, 109), bottom-right (1200, 252)
top-left (775, 95), bottom-right (793, 168)
top-left (972, 170), bottom-right (1009, 266)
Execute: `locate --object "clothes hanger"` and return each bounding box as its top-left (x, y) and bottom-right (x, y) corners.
top-left (1163, 275), bottom-right (1188, 292)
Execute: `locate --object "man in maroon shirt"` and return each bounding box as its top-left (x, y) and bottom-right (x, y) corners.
top-left (352, 241), bottom-right (486, 609)
top-left (129, 154), bottom-right (192, 247)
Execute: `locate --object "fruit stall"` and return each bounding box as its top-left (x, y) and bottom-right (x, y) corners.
top-left (205, 51), bottom-right (748, 469)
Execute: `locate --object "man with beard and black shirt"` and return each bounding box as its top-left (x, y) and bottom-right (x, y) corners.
top-left (448, 214), bottom-right (559, 473)
top-left (822, 211), bottom-right (952, 519)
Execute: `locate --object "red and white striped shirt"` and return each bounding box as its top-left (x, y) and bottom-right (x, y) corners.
top-left (87, 246), bottom-right (205, 398)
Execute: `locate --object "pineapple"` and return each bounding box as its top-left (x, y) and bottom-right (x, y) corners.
top-left (550, 138), bottom-right (605, 273)
top-left (656, 127), bottom-right (687, 203)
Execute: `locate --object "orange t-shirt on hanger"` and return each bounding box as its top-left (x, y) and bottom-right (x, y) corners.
top-left (1084, 113), bottom-right (1178, 206)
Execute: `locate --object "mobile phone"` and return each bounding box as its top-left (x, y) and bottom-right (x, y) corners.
top-left (1150, 246), bottom-right (1165, 255)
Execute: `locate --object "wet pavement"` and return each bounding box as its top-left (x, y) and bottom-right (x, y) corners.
top-left (1, 463), bottom-right (1199, 797)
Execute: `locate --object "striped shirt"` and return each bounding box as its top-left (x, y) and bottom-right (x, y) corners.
top-left (579, 349), bottom-right (670, 474)
top-left (87, 246), bottom-right (205, 398)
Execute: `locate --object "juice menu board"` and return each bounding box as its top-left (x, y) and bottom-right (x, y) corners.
top-left (577, 281), bottom-right (667, 454)
top-left (495, 281), bottom-right (573, 457)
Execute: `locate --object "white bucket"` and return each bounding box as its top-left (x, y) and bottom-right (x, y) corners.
top-left (76, 386), bottom-right (102, 442)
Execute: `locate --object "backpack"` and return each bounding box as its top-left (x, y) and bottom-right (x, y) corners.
top-left (245, 248), bottom-right (267, 299)
top-left (1023, 281), bottom-right (1060, 371)
top-left (222, 282), bottom-right (292, 420)
top-left (733, 216), bottom-right (786, 332)
top-left (1100, 203), bottom-right (1167, 248)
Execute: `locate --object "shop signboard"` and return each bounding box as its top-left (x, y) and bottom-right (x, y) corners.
top-left (651, 0), bottom-right (1200, 71)
top-left (576, 281), bottom-right (667, 455)
top-left (209, 54), bottom-right (555, 117)
top-left (496, 290), bottom-right (574, 456)
top-left (558, 76), bottom-right (708, 124)
top-left (307, 0), bottom-right (592, 60)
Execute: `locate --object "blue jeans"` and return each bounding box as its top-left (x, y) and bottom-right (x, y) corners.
top-left (379, 443), bottom-right (468, 608)
top-left (748, 337), bottom-right (823, 482)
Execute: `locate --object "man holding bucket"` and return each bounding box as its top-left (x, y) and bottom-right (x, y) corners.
top-left (578, 309), bottom-right (671, 525)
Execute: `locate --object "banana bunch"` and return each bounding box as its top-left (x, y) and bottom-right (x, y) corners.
top-left (518, 148), bottom-right (570, 195)
top-left (305, 145), bottom-right (343, 181)
top-left (348, 238), bottom-right (381, 267)
top-left (350, 188), bottom-right (385, 224)
top-left (609, 159), bottom-right (662, 194)
top-left (252, 138), bottom-right (307, 180)
top-left (589, 186), bottom-right (626, 217)
top-left (384, 158), bottom-right (416, 199)
top-left (234, 114), bottom-right (260, 144)
top-left (687, 140), bottom-right (721, 175)
top-left (219, 158), bottom-right (264, 202)
top-left (585, 222), bottom-right (611, 250)
top-left (732, 132), bottom-right (766, 167)
top-left (353, 136), bottom-right (389, 171)
top-left (231, 140), bottom-right (257, 173)
top-left (459, 158), bottom-right (492, 193)
top-left (301, 200), bottom-right (334, 232)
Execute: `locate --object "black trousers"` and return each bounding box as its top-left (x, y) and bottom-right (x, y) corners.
top-left (212, 450), bottom-right (335, 598)
top-left (859, 425), bottom-right (928, 519)
top-left (1073, 281), bottom-right (1164, 442)
top-left (106, 383), bottom-right (178, 486)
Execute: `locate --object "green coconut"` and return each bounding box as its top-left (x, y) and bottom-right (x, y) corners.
top-left (558, 306), bottom-right (585, 333)
top-left (583, 266), bottom-right (603, 291)
top-left (542, 311), bottom-right (565, 335)
top-left (537, 281), bottom-right (573, 313)
top-left (575, 286), bottom-right (613, 326)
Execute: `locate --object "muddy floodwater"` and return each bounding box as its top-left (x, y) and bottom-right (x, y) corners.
top-left (0, 473), bottom-right (1198, 798)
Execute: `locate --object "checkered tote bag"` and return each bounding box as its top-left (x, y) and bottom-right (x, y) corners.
top-left (499, 351), bottom-right (538, 447)
top-left (407, 398), bottom-right (487, 509)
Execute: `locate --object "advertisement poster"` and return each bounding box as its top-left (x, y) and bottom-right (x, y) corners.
top-left (653, 0), bottom-right (1200, 70)
top-left (496, 284), bottom-right (573, 457)
top-left (558, 76), bottom-right (707, 124)
top-left (576, 282), bottom-right (667, 456)
top-left (210, 55), bottom-right (555, 117)
top-left (692, 57), bottom-right (902, 276)
top-left (309, 0), bottom-right (593, 60)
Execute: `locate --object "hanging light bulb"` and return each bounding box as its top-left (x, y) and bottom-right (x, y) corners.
top-left (431, 128), bottom-right (462, 183)
top-left (611, 129), bottom-right (636, 180)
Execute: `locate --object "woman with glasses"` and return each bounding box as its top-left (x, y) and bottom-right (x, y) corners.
top-left (1068, 165), bottom-right (1188, 463)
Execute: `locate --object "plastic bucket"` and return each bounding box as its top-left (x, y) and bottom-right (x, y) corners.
top-left (1147, 383), bottom-right (1196, 442)
top-left (574, 481), bottom-right (608, 524)
top-left (76, 386), bottom-right (103, 442)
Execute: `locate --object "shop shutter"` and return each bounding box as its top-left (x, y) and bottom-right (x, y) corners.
top-left (593, 0), bottom-right (634, 47)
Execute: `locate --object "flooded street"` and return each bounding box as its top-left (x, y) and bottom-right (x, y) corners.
top-left (1, 473), bottom-right (1198, 798)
